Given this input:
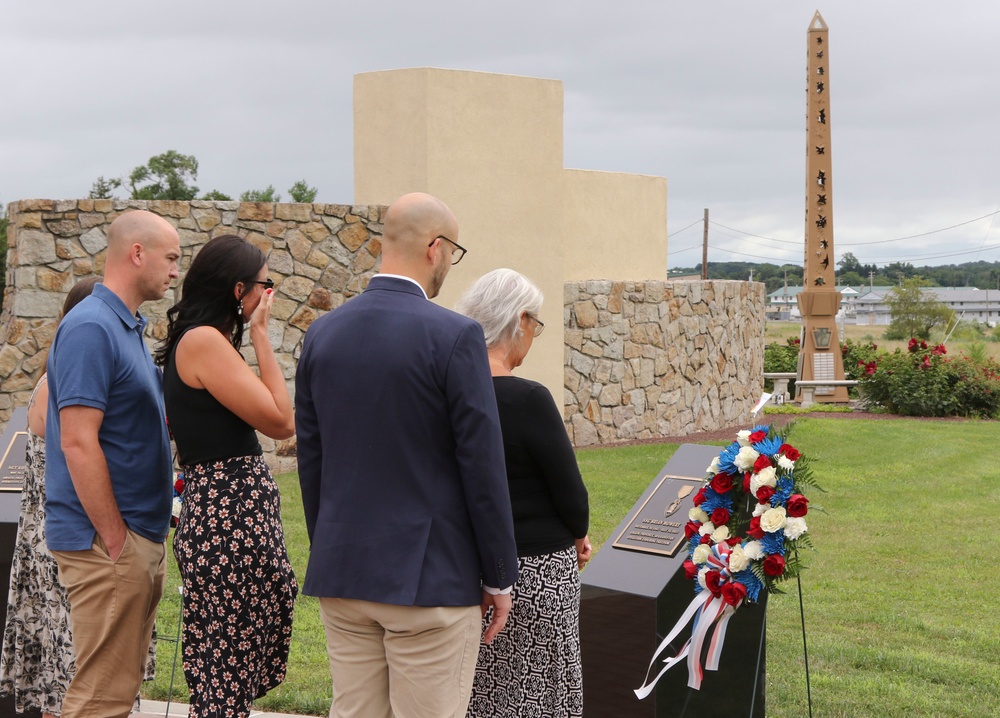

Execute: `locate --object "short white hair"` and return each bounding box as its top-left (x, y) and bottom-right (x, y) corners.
top-left (455, 268), bottom-right (543, 348)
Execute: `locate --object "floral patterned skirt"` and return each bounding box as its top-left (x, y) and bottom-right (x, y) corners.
top-left (173, 454), bottom-right (297, 718)
top-left (466, 547), bottom-right (583, 718)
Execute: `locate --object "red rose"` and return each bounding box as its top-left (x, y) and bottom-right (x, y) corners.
top-left (747, 516), bottom-right (765, 540)
top-left (786, 494), bottom-right (809, 518)
top-left (742, 473), bottom-right (752, 492)
top-left (779, 444), bottom-right (801, 461)
top-left (721, 581), bottom-right (747, 606)
top-left (932, 344), bottom-right (946, 356)
top-left (748, 430), bottom-right (767, 444)
top-left (692, 487), bottom-right (706, 506)
top-left (174, 478), bottom-right (185, 493)
top-left (700, 534), bottom-right (713, 545)
top-left (753, 455), bottom-right (772, 472)
top-left (908, 338), bottom-right (918, 352)
top-left (710, 472), bottom-right (734, 494)
top-left (920, 340), bottom-right (927, 350)
top-left (756, 485), bottom-right (776, 505)
top-left (726, 536), bottom-right (743, 547)
top-left (684, 521), bottom-right (701, 539)
top-left (683, 560), bottom-right (698, 580)
top-left (921, 355), bottom-right (931, 369)
top-left (763, 554), bottom-right (786, 577)
top-left (710, 507), bottom-right (730, 526)
top-left (705, 570), bottom-right (723, 597)
top-left (865, 361), bottom-right (877, 376)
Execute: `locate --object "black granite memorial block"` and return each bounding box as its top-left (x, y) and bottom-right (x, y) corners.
top-left (580, 444), bottom-right (766, 718)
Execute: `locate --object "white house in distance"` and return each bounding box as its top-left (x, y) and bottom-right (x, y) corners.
top-left (766, 285), bottom-right (861, 322)
top-left (766, 286), bottom-right (998, 326)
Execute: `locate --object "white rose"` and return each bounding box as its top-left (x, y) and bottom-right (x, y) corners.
top-left (689, 507), bottom-right (710, 523)
top-left (692, 544), bottom-right (711, 565)
top-left (777, 455), bottom-right (795, 471)
top-left (750, 466), bottom-right (777, 494)
top-left (736, 430), bottom-right (752, 447)
top-left (698, 521), bottom-right (715, 537)
top-left (711, 525), bottom-right (731, 543)
top-left (734, 446), bottom-right (760, 471)
top-left (697, 567), bottom-right (710, 589)
top-left (753, 502), bottom-right (770, 517)
top-left (760, 506), bottom-right (787, 533)
top-left (784, 517), bottom-right (808, 540)
top-left (707, 456), bottom-right (721, 475)
top-left (743, 540), bottom-right (764, 560)
top-left (728, 544), bottom-right (750, 572)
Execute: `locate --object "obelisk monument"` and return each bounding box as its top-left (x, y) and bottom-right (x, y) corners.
top-left (796, 10), bottom-right (849, 402)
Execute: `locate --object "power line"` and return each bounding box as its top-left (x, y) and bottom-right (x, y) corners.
top-left (702, 209), bottom-right (1000, 247)
top-left (667, 219), bottom-right (702, 238)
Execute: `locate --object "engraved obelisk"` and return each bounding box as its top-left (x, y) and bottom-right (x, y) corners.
top-left (796, 10), bottom-right (848, 402)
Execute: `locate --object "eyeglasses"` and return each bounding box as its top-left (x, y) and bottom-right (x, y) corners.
top-left (254, 278), bottom-right (275, 290)
top-left (527, 314), bottom-right (545, 337)
top-left (430, 235), bottom-right (467, 265)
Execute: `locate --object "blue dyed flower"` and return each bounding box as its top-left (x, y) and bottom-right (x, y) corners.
top-left (772, 476), bottom-right (794, 506)
top-left (734, 568), bottom-right (763, 602)
top-left (760, 531), bottom-right (786, 556)
top-left (716, 441), bottom-right (742, 475)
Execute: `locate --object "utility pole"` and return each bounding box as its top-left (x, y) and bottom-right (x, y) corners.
top-left (701, 208), bottom-right (709, 280)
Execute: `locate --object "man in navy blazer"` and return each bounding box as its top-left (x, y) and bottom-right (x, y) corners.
top-left (295, 192), bottom-right (518, 718)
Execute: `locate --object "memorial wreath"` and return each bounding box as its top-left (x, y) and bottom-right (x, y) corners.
top-left (636, 423), bottom-right (821, 696)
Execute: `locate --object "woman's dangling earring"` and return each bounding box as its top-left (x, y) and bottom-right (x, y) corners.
top-left (237, 299), bottom-right (244, 315)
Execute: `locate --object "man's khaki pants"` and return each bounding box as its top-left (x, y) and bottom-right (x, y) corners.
top-left (319, 597), bottom-right (481, 718)
top-left (53, 529), bottom-right (166, 718)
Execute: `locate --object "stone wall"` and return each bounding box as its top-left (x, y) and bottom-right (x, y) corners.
top-left (563, 280), bottom-right (765, 445)
top-left (1, 200), bottom-right (766, 464)
top-left (1, 199), bottom-right (384, 472)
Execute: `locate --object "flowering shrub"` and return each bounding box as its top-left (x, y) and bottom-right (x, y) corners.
top-left (857, 338), bottom-right (1000, 418)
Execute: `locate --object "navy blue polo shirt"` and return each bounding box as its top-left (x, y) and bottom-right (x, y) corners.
top-left (45, 283), bottom-right (173, 551)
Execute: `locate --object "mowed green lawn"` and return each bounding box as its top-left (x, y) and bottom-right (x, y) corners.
top-left (142, 417), bottom-right (1000, 717)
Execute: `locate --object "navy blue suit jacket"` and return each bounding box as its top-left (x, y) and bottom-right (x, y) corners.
top-left (295, 276), bottom-right (518, 607)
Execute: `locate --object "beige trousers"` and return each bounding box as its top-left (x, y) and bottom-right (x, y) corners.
top-left (319, 597), bottom-right (481, 718)
top-left (52, 529), bottom-right (166, 718)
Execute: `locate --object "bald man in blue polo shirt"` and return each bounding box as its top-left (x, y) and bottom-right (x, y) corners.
top-left (46, 209), bottom-right (180, 718)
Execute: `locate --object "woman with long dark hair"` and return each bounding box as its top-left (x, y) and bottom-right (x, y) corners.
top-left (155, 234), bottom-right (297, 717)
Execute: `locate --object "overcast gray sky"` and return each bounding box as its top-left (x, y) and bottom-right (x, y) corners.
top-left (3, 0), bottom-right (998, 271)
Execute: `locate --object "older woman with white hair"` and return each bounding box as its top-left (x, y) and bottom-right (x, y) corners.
top-left (457, 268), bottom-right (591, 718)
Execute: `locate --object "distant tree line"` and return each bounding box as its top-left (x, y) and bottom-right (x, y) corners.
top-left (89, 150), bottom-right (318, 204)
top-left (678, 251), bottom-right (1000, 295)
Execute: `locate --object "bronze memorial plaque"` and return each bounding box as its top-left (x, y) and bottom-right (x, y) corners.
top-left (612, 473), bottom-right (705, 557)
top-left (0, 407), bottom-right (29, 493)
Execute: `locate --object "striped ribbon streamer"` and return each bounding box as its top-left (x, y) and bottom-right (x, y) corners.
top-left (634, 542), bottom-right (739, 698)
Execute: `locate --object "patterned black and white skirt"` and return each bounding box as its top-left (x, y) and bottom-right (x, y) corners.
top-left (467, 547), bottom-right (583, 718)
top-left (173, 454), bottom-right (297, 717)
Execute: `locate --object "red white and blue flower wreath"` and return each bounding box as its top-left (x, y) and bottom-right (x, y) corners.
top-left (636, 424), bottom-right (821, 697)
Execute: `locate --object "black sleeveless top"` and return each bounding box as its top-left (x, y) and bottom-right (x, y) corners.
top-left (162, 329), bottom-right (262, 466)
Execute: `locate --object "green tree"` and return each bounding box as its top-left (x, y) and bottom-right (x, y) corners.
top-left (201, 190), bottom-right (233, 201)
top-left (240, 185), bottom-right (281, 203)
top-left (838, 270), bottom-right (864, 287)
top-left (837, 252), bottom-right (862, 275)
top-left (884, 277), bottom-right (954, 340)
top-left (88, 175), bottom-right (122, 199)
top-left (288, 179), bottom-right (318, 203)
top-left (127, 150), bottom-right (200, 200)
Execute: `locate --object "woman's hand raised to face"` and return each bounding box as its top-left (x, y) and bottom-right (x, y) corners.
top-left (249, 288), bottom-right (274, 335)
